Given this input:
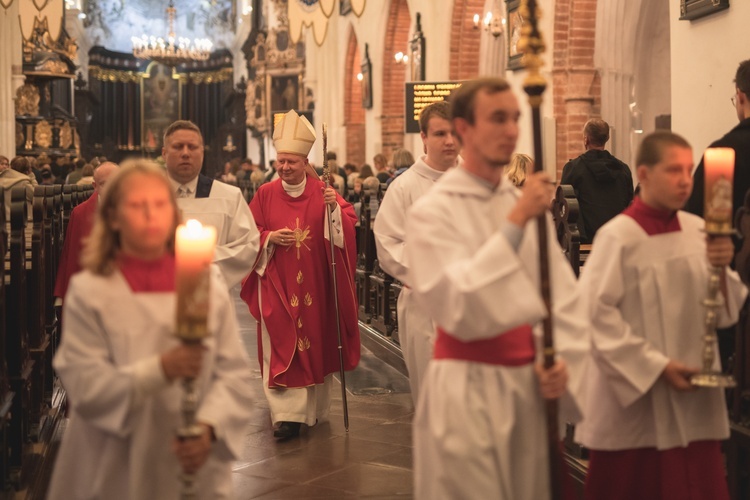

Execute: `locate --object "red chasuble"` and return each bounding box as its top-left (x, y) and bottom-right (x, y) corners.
top-left (241, 175), bottom-right (360, 388)
top-left (54, 192), bottom-right (98, 299)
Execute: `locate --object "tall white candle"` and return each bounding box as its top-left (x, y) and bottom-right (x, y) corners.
top-left (175, 219), bottom-right (217, 341)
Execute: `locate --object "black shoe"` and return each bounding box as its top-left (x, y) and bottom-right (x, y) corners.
top-left (273, 421), bottom-right (301, 439)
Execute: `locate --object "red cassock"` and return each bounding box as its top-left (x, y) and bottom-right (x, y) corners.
top-left (54, 192), bottom-right (98, 299)
top-left (241, 175), bottom-right (360, 388)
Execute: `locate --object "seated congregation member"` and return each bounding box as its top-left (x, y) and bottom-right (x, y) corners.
top-left (375, 100), bottom-right (459, 404)
top-left (48, 161), bottom-right (254, 499)
top-left (575, 131), bottom-right (747, 500)
top-left (0, 155), bottom-right (33, 221)
top-left (406, 77), bottom-right (589, 500)
top-left (241, 110), bottom-right (360, 440)
top-left (561, 119), bottom-right (633, 243)
top-left (162, 120), bottom-right (259, 288)
top-left (55, 162), bottom-right (119, 304)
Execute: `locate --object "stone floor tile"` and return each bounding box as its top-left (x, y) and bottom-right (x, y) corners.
top-left (308, 463), bottom-right (413, 497)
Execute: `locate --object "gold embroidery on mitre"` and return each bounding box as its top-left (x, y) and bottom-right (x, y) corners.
top-left (304, 293), bottom-right (313, 306)
top-left (297, 318), bottom-right (303, 329)
top-left (296, 336), bottom-right (311, 352)
top-left (297, 271), bottom-right (304, 284)
top-left (290, 294), bottom-right (299, 307)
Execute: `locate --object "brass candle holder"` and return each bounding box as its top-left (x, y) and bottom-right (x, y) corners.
top-left (691, 256), bottom-right (736, 388)
top-left (174, 220), bottom-right (216, 499)
top-left (693, 147), bottom-right (736, 388)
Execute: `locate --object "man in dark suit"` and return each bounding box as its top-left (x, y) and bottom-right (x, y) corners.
top-left (685, 59), bottom-right (750, 370)
top-left (561, 118), bottom-right (634, 244)
top-left (686, 59), bottom-right (750, 224)
top-left (163, 120), bottom-right (259, 288)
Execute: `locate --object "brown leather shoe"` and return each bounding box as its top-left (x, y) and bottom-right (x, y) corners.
top-left (273, 421), bottom-right (301, 439)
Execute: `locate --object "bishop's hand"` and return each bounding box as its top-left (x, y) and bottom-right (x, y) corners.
top-left (270, 228), bottom-right (295, 247)
top-left (323, 186), bottom-right (337, 210)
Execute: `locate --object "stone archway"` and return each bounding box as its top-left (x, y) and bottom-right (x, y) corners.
top-left (381, 0), bottom-right (411, 160)
top-left (344, 27), bottom-right (366, 167)
top-left (449, 0), bottom-right (485, 80)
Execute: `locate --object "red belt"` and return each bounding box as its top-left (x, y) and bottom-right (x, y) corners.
top-left (433, 325), bottom-right (535, 366)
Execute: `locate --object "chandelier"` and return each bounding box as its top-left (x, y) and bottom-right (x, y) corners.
top-left (473, 1), bottom-right (506, 38)
top-left (131, 0), bottom-right (213, 67)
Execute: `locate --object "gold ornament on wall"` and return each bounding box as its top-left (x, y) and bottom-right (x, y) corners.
top-left (16, 84), bottom-right (40, 116)
top-left (59, 121), bottom-right (73, 149)
top-left (34, 120), bottom-right (52, 148)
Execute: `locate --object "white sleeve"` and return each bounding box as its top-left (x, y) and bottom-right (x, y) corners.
top-left (53, 280), bottom-right (171, 438)
top-left (717, 267), bottom-right (748, 328)
top-left (579, 230), bottom-right (669, 408)
top-left (374, 185), bottom-right (409, 283)
top-left (212, 192), bottom-right (260, 288)
top-left (196, 272), bottom-right (254, 460)
top-left (405, 203), bottom-right (547, 341)
top-left (323, 203), bottom-right (344, 248)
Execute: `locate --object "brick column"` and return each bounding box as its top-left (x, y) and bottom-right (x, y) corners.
top-left (449, 0), bottom-right (484, 80)
top-left (552, 0), bottom-right (600, 179)
top-left (345, 29), bottom-right (366, 167)
top-left (381, 0), bottom-right (411, 159)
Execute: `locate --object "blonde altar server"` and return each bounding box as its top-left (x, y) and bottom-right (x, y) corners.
top-left (48, 161), bottom-right (254, 499)
top-left (374, 100), bottom-right (460, 404)
top-left (575, 132), bottom-right (747, 500)
top-left (406, 78), bottom-right (590, 499)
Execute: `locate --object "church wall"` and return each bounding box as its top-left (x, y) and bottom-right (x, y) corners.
top-left (669, 3), bottom-right (748, 167)
top-left (301, 0), bottom-right (557, 175)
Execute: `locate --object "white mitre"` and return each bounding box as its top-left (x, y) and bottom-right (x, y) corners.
top-left (273, 110), bottom-right (316, 157)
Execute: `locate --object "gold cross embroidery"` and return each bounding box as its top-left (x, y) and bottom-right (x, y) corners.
top-left (285, 217), bottom-right (312, 260)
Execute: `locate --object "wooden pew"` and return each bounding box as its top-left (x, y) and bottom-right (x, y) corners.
top-left (369, 259), bottom-right (393, 335)
top-left (0, 187), bottom-right (11, 489)
top-left (551, 185), bottom-right (590, 276)
top-left (5, 186), bottom-right (33, 487)
top-left (26, 188), bottom-right (50, 436)
top-left (355, 192), bottom-right (376, 322)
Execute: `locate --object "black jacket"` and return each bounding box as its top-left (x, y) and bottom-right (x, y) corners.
top-left (685, 118), bottom-right (750, 220)
top-left (561, 149), bottom-right (634, 244)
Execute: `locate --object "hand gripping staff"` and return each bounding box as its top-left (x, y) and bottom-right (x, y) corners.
top-left (322, 123), bottom-right (350, 432)
top-left (518, 1), bottom-right (563, 498)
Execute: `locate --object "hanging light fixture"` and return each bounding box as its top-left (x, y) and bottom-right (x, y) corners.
top-left (473, 1), bottom-right (506, 38)
top-left (131, 0), bottom-right (213, 67)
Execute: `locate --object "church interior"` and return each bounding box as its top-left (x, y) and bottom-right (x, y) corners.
top-left (2, 0), bottom-right (750, 498)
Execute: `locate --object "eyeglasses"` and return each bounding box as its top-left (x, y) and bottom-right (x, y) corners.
top-left (731, 96), bottom-right (737, 106)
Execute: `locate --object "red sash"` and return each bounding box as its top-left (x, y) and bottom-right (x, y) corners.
top-left (433, 325), bottom-right (535, 366)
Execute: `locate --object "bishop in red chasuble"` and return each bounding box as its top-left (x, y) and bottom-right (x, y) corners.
top-left (241, 110), bottom-right (360, 439)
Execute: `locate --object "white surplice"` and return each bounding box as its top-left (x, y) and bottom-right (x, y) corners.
top-left (405, 167), bottom-right (590, 500)
top-left (176, 180), bottom-right (260, 288)
top-left (48, 268), bottom-right (254, 500)
top-left (574, 212), bottom-right (747, 451)
top-left (374, 156), bottom-right (447, 404)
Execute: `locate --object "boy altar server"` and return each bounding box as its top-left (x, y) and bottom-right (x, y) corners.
top-left (576, 131), bottom-right (747, 500)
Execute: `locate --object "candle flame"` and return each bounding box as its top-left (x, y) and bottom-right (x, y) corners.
top-left (185, 219), bottom-right (203, 234)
